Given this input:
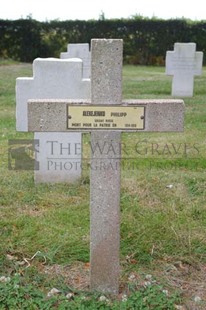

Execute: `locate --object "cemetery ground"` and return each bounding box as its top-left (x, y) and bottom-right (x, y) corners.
top-left (0, 60), bottom-right (206, 309)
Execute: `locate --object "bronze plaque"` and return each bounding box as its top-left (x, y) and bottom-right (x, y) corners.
top-left (67, 105), bottom-right (145, 130)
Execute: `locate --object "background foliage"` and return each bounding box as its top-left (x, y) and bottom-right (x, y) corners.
top-left (0, 16), bottom-right (206, 64)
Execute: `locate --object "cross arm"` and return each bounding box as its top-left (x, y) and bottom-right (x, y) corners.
top-left (27, 99), bottom-right (184, 132)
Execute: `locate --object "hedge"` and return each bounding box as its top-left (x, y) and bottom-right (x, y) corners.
top-left (0, 17), bottom-right (206, 65)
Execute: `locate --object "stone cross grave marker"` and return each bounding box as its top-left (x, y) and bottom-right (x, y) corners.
top-left (16, 58), bottom-right (90, 183)
top-left (27, 39), bottom-right (185, 294)
top-left (166, 42), bottom-right (203, 97)
top-left (60, 43), bottom-right (91, 79)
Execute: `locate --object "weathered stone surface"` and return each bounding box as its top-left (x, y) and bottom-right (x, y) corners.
top-left (166, 42), bottom-right (203, 97)
top-left (91, 39), bottom-right (122, 105)
top-left (28, 99), bottom-right (185, 133)
top-left (60, 43), bottom-right (91, 79)
top-left (89, 39), bottom-right (123, 294)
top-left (90, 130), bottom-right (121, 294)
top-left (27, 39), bottom-right (185, 296)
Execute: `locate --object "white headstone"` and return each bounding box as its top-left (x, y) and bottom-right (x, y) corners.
top-left (16, 58), bottom-right (90, 183)
top-left (60, 43), bottom-right (91, 79)
top-left (166, 42), bottom-right (203, 97)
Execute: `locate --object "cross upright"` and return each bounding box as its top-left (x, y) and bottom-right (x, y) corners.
top-left (27, 39), bottom-right (185, 295)
top-left (166, 42), bottom-right (203, 97)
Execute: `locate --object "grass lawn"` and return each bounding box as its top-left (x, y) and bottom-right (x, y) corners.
top-left (0, 61), bottom-right (206, 309)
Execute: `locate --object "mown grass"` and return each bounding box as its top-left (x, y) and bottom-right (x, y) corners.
top-left (0, 62), bottom-right (206, 308)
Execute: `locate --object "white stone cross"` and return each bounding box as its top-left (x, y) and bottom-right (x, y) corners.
top-left (60, 43), bottom-right (91, 79)
top-left (27, 39), bottom-right (184, 294)
top-left (166, 42), bottom-right (203, 97)
top-left (16, 58), bottom-right (90, 183)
